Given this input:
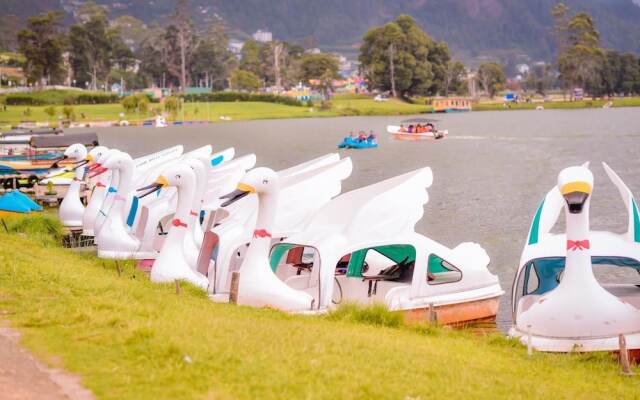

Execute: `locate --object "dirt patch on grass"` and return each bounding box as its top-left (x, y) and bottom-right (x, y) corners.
top-left (0, 324), bottom-right (95, 400)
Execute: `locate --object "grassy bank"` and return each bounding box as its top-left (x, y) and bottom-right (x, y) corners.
top-left (473, 97), bottom-right (640, 111)
top-left (0, 215), bottom-right (638, 399)
top-left (2, 93), bottom-right (639, 131)
top-left (0, 95), bottom-right (430, 129)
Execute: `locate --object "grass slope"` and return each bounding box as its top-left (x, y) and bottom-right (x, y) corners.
top-left (0, 220), bottom-right (638, 399)
top-left (0, 95), bottom-right (430, 129)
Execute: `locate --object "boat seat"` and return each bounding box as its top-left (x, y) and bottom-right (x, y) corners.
top-left (362, 258), bottom-right (414, 296)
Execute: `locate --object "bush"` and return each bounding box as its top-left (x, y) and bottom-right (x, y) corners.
top-left (319, 100), bottom-right (332, 110)
top-left (4, 90), bottom-right (119, 106)
top-left (121, 93), bottom-right (151, 114)
top-left (6, 95), bottom-right (44, 106)
top-left (183, 92), bottom-right (303, 107)
top-left (62, 105), bottom-right (75, 121)
top-left (163, 96), bottom-right (181, 114)
top-left (43, 105), bottom-right (57, 118)
top-left (121, 95), bottom-right (137, 113)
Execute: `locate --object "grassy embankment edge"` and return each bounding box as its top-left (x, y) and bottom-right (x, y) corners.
top-left (0, 214), bottom-right (638, 399)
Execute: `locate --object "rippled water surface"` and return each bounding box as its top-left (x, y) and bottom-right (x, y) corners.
top-left (90, 107), bottom-right (640, 329)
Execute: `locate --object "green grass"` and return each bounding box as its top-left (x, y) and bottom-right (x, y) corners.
top-left (0, 92), bottom-right (431, 130)
top-left (0, 217), bottom-right (639, 399)
top-left (472, 97), bottom-right (640, 111)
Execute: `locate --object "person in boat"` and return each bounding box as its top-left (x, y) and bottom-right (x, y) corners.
top-left (415, 124), bottom-right (424, 133)
top-left (407, 125), bottom-right (414, 133)
top-left (399, 124), bottom-right (407, 133)
top-left (367, 131), bottom-right (376, 144)
top-left (425, 123), bottom-right (434, 132)
top-left (358, 131), bottom-right (367, 142)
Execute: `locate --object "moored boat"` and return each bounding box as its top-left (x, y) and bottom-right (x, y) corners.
top-left (509, 162), bottom-right (640, 355)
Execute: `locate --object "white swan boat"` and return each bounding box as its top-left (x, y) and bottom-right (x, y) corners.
top-left (57, 143), bottom-right (88, 227)
top-left (262, 168), bottom-right (503, 322)
top-left (131, 147), bottom-right (235, 260)
top-left (138, 161), bottom-right (210, 288)
top-left (82, 146), bottom-right (111, 236)
top-left (509, 162), bottom-right (640, 354)
top-left (92, 146), bottom-right (233, 259)
top-left (89, 145), bottom-right (184, 239)
top-left (207, 154), bottom-right (352, 299)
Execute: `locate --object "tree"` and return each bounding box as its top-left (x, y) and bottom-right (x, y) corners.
top-left (239, 40), bottom-right (263, 78)
top-left (17, 12), bottom-right (65, 87)
top-left (444, 61), bottom-right (467, 96)
top-left (551, 3), bottom-right (571, 56)
top-left (165, 0), bottom-right (196, 91)
top-left (229, 69), bottom-right (261, 91)
top-left (300, 53), bottom-right (340, 97)
top-left (69, 14), bottom-right (113, 90)
top-left (111, 15), bottom-right (151, 52)
top-left (601, 51), bottom-right (640, 96)
top-left (522, 63), bottom-right (554, 95)
top-left (191, 21), bottom-right (236, 90)
top-left (359, 15), bottom-right (449, 97)
top-left (557, 12), bottom-right (605, 97)
top-left (477, 62), bottom-right (505, 98)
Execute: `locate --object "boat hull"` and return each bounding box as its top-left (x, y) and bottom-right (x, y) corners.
top-left (509, 327), bottom-right (640, 357)
top-left (402, 295), bottom-right (500, 326)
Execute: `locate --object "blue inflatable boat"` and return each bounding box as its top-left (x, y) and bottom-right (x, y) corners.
top-left (338, 137), bottom-right (378, 149)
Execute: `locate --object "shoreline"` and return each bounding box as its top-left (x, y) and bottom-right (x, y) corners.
top-left (2, 95), bottom-right (640, 131)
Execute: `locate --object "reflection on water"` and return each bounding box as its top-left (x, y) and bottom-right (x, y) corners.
top-left (90, 107), bottom-right (640, 330)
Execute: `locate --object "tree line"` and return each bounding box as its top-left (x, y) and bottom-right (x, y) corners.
top-left (16, 0), bottom-right (341, 94)
top-left (14, 1), bottom-right (640, 99)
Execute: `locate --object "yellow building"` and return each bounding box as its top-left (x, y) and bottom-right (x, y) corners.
top-left (429, 98), bottom-right (472, 113)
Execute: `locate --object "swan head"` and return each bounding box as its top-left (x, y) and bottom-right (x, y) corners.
top-left (85, 146), bottom-right (109, 167)
top-left (558, 165), bottom-right (593, 214)
top-left (91, 151), bottom-right (132, 178)
top-left (220, 167), bottom-right (278, 207)
top-left (64, 143), bottom-right (88, 167)
top-left (184, 158), bottom-right (207, 182)
top-left (88, 148), bottom-right (117, 174)
top-left (138, 163), bottom-right (194, 198)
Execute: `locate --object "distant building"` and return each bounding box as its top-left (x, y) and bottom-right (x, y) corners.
top-left (228, 40), bottom-right (244, 58)
top-left (252, 30), bottom-right (272, 43)
top-left (516, 64), bottom-right (530, 76)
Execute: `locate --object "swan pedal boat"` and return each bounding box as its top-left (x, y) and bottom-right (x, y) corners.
top-left (509, 162), bottom-right (640, 356)
top-left (207, 153), bottom-right (353, 298)
top-left (225, 166), bottom-right (503, 324)
top-left (386, 125), bottom-right (448, 140)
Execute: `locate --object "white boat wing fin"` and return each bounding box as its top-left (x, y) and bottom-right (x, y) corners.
top-left (603, 162), bottom-right (640, 242)
top-left (275, 158), bottom-right (353, 232)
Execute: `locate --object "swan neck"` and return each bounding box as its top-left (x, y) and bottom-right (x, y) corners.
top-left (561, 204), bottom-right (596, 285)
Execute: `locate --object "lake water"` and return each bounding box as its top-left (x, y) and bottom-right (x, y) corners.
top-left (90, 107), bottom-right (640, 329)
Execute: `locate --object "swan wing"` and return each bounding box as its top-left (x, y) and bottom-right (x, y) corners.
top-left (603, 162), bottom-right (640, 242)
top-left (275, 158), bottom-right (353, 233)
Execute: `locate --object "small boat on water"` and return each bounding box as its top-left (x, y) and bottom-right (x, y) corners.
top-left (387, 118), bottom-right (447, 140)
top-left (338, 137), bottom-right (378, 149)
top-left (509, 162), bottom-right (640, 355)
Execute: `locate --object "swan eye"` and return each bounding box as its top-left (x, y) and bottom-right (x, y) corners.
top-left (175, 174), bottom-right (181, 179)
top-left (262, 179), bottom-right (269, 184)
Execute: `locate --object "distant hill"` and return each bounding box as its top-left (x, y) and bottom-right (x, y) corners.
top-left (3, 0), bottom-right (640, 64)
